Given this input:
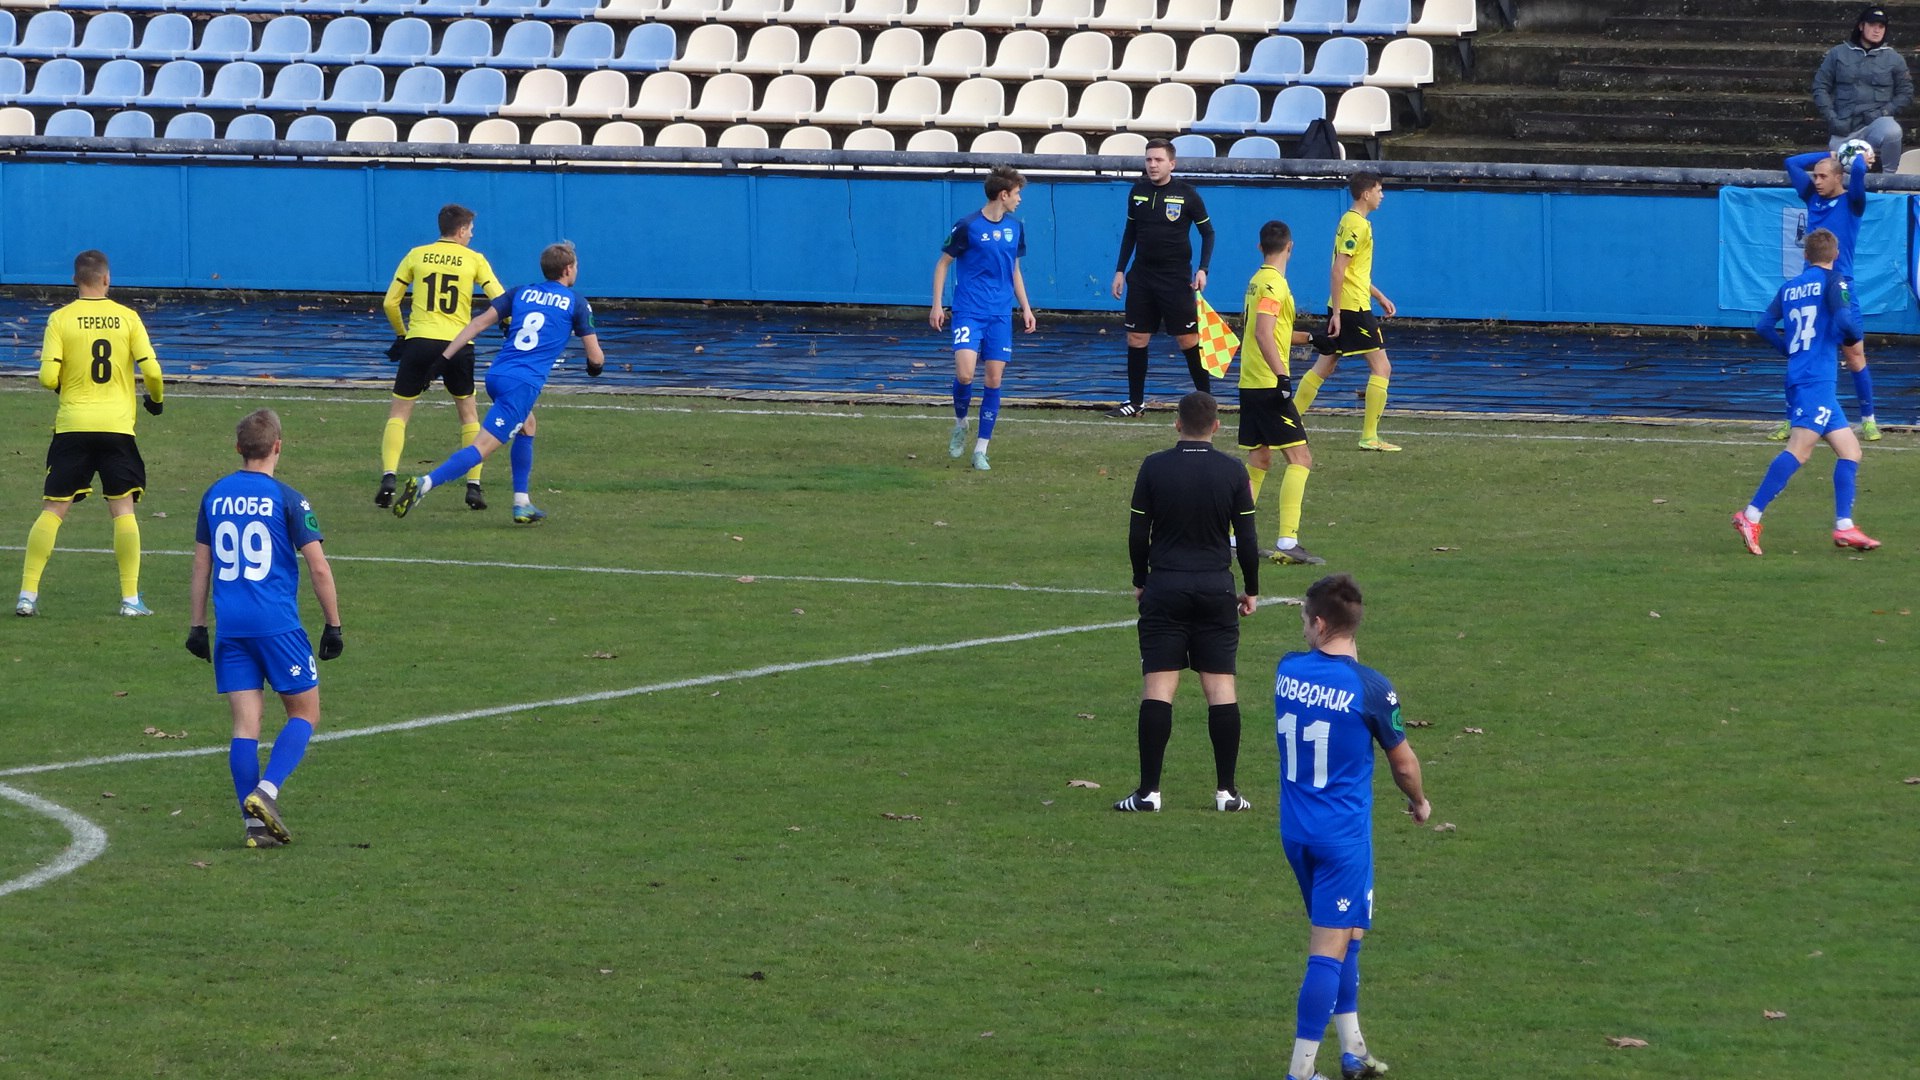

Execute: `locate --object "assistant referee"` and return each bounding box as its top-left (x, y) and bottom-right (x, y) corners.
top-left (1107, 138), bottom-right (1217, 418)
top-left (1116, 391), bottom-right (1261, 814)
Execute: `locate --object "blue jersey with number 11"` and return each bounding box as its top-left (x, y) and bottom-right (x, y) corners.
top-left (1758, 265), bottom-right (1860, 389)
top-left (1275, 649), bottom-right (1405, 846)
top-left (196, 470), bottom-right (323, 638)
top-left (486, 281), bottom-right (596, 388)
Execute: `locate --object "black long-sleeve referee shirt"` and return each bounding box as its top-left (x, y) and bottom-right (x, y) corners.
top-left (1129, 439), bottom-right (1260, 595)
top-left (1115, 178), bottom-right (1216, 279)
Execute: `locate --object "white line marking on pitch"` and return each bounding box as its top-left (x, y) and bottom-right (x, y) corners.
top-left (0, 784), bottom-right (109, 898)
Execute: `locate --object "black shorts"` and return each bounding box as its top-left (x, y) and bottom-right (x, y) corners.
top-left (1123, 272), bottom-right (1199, 337)
top-left (1137, 576), bottom-right (1239, 674)
top-left (1237, 386), bottom-right (1307, 450)
top-left (392, 338), bottom-right (478, 399)
top-left (44, 431), bottom-right (145, 503)
top-left (1328, 308), bottom-right (1385, 357)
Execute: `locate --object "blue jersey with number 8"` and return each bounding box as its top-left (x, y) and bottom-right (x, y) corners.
top-left (1758, 265), bottom-right (1860, 390)
top-left (485, 281), bottom-right (596, 388)
top-left (1275, 649), bottom-right (1405, 846)
top-left (196, 471), bottom-right (323, 638)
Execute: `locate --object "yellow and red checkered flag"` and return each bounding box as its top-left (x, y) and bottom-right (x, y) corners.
top-left (1194, 292), bottom-right (1240, 378)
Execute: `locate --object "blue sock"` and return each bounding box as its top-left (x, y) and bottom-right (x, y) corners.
top-left (952, 378), bottom-right (974, 421)
top-left (510, 433), bottom-right (535, 497)
top-left (1336, 939), bottom-right (1362, 1014)
top-left (427, 445), bottom-right (485, 491)
top-left (1834, 458), bottom-right (1859, 522)
top-left (1295, 953), bottom-right (1342, 1041)
top-left (263, 718), bottom-right (313, 790)
top-left (229, 738), bottom-right (260, 808)
top-left (979, 386), bottom-right (1001, 442)
top-left (1852, 366), bottom-right (1874, 418)
top-left (1750, 451), bottom-right (1801, 512)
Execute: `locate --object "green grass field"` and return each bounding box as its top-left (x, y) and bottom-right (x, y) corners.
top-left (0, 382), bottom-right (1914, 1079)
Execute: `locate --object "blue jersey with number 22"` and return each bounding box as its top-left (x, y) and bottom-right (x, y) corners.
top-left (486, 281), bottom-right (596, 388)
top-left (1275, 649), bottom-right (1405, 846)
top-left (196, 470), bottom-right (324, 638)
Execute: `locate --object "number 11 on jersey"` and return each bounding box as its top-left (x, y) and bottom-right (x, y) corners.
top-left (1278, 710), bottom-right (1330, 789)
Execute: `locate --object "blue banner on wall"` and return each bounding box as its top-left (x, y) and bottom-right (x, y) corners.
top-left (1718, 186), bottom-right (1911, 314)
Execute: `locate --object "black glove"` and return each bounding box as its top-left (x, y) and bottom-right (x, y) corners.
top-left (1308, 332), bottom-right (1337, 356)
top-left (386, 336), bottom-right (406, 363)
top-left (143, 395), bottom-right (163, 416)
top-left (1276, 374), bottom-right (1294, 399)
top-left (185, 625), bottom-right (210, 661)
top-left (586, 360), bottom-right (604, 378)
top-left (319, 624), bottom-right (344, 661)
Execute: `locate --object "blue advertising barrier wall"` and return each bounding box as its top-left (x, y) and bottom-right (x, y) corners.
top-left (3, 158), bottom-right (1915, 332)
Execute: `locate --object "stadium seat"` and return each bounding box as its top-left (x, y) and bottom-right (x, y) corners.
top-left (529, 118), bottom-right (584, 144)
top-left (1281, 0), bottom-right (1343, 34)
top-left (869, 74), bottom-right (939, 126)
top-left (902, 127), bottom-right (956, 151)
top-left (1158, 0), bottom-right (1217, 34)
top-left (1180, 34), bottom-right (1241, 82)
top-left (0, 12), bottom-right (13, 53)
top-left (384, 64), bottom-right (447, 111)
top-left (965, 128), bottom-right (1019, 153)
top-left (285, 114), bottom-right (337, 141)
top-left (1032, 129), bottom-right (1084, 153)
top-left (1097, 130), bottom-right (1145, 154)
top-left (471, 0), bottom-right (545, 17)
top-left (307, 17), bottom-right (373, 65)
top-left (163, 111), bottom-right (214, 138)
top-left (1345, 0), bottom-right (1410, 35)
top-left (124, 13), bottom-right (193, 61)
top-left (1213, 0), bottom-right (1282, 33)
top-left (1111, 32), bottom-right (1176, 82)
top-left (672, 24), bottom-right (740, 74)
top-left (407, 116), bottom-right (460, 141)
top-left (102, 110), bottom-right (155, 138)
top-left (1901, 148), bottom-right (1920, 174)
top-left (779, 0), bottom-right (847, 25)
top-left (407, 0), bottom-right (469, 14)
top-left (537, 0), bottom-right (604, 19)
top-left (68, 12), bottom-right (135, 60)
top-left (716, 0), bottom-right (782, 22)
top-left (1330, 84), bottom-right (1390, 151)
top-left (679, 71), bottom-right (754, 122)
top-left (466, 117), bottom-right (522, 142)
top-left (78, 59), bottom-right (146, 106)
top-left (809, 73), bottom-right (877, 124)
top-left (1024, 0), bottom-right (1092, 31)
top-left (44, 109), bottom-right (96, 138)
top-left (716, 122), bottom-right (769, 146)
top-left (1239, 35), bottom-right (1304, 85)
top-left (625, 69), bottom-right (692, 119)
top-left (9, 11), bottom-right (75, 60)
top-left (897, 0), bottom-right (965, 30)
top-left (1227, 133), bottom-right (1280, 157)
top-left (654, 0), bottom-right (724, 22)
top-left (1256, 83), bottom-right (1325, 135)
top-left (135, 60), bottom-right (205, 108)
top-left (1129, 81), bottom-right (1195, 131)
top-left (967, 0), bottom-right (1028, 30)
top-left (17, 58), bottom-right (86, 106)
top-left (0, 106), bottom-right (33, 137)
top-left (728, 25), bottom-right (801, 75)
top-left (491, 20), bottom-right (557, 68)
top-left (841, 126), bottom-right (894, 149)
top-left (1367, 36), bottom-right (1432, 88)
top-left (257, 61), bottom-right (326, 108)
top-left (591, 119), bottom-right (646, 144)
top-left (979, 29), bottom-right (1047, 79)
top-left (501, 68), bottom-right (568, 116)
top-left (1050, 31), bottom-right (1113, 82)
top-left (596, 0), bottom-right (666, 19)
top-left (1301, 36), bottom-right (1368, 87)
top-left (366, 18), bottom-right (434, 66)
top-left (748, 72), bottom-right (817, 123)
top-left (434, 19), bottom-right (497, 65)
top-left (613, 22), bottom-right (677, 70)
top-left (1085, 0), bottom-right (1152, 32)
top-left (318, 64), bottom-right (387, 110)
top-left (937, 76), bottom-right (1004, 128)
top-left (439, 67), bottom-right (509, 114)
top-left (185, 15), bottom-right (255, 63)
top-left (789, 25), bottom-right (862, 76)
top-left (921, 28), bottom-right (987, 79)
top-left (1190, 82), bottom-right (1258, 134)
top-left (560, 69), bottom-right (634, 116)
top-left (358, 0), bottom-right (426, 15)
top-left (249, 15), bottom-right (312, 64)
top-left (224, 113), bottom-right (276, 140)
top-left (346, 114), bottom-right (400, 141)
top-left (547, 21), bottom-right (617, 68)
top-left (779, 124), bottom-right (831, 147)
top-left (839, 0), bottom-right (907, 24)
top-left (1410, 0), bottom-right (1476, 36)
top-left (1169, 132), bottom-right (1213, 157)
top-left (0, 59), bottom-right (20, 100)
top-left (652, 121), bottom-right (707, 145)
top-left (998, 77), bottom-right (1067, 130)
top-left (860, 26), bottom-right (925, 78)
top-left (1066, 79), bottom-right (1133, 130)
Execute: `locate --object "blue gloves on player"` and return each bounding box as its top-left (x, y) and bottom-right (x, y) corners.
top-left (143, 395), bottom-right (163, 416)
top-left (319, 624), bottom-right (344, 661)
top-left (185, 625), bottom-right (209, 661)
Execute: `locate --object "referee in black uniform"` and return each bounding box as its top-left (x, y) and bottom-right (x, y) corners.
top-left (1107, 138), bottom-right (1217, 418)
top-left (1116, 391), bottom-right (1261, 814)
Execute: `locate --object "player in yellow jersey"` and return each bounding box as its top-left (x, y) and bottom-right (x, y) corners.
top-left (375, 204), bottom-right (504, 509)
top-left (1238, 222), bottom-right (1324, 567)
top-left (16, 250), bottom-right (165, 618)
top-left (1295, 173), bottom-right (1401, 452)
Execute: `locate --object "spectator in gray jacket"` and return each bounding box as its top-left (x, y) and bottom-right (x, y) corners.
top-left (1813, 6), bottom-right (1913, 172)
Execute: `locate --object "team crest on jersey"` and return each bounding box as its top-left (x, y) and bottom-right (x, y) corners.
top-left (1164, 198), bottom-right (1184, 222)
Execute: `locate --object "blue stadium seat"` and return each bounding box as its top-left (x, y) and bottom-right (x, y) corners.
top-left (1345, 0), bottom-right (1410, 34)
top-left (432, 19), bottom-right (496, 65)
top-left (164, 111), bottom-right (217, 139)
top-left (290, 0), bottom-right (364, 12)
top-left (202, 61), bottom-right (266, 109)
top-left (0, 60), bottom-right (23, 100)
top-left (257, 61), bottom-right (325, 107)
top-left (536, 0), bottom-right (602, 19)
top-left (103, 110), bottom-right (156, 138)
top-left (1300, 37), bottom-right (1367, 86)
top-left (284, 113), bottom-right (337, 140)
top-left (68, 12), bottom-right (136, 60)
top-left (307, 16), bottom-right (373, 65)
top-left (550, 22), bottom-right (616, 69)
top-left (489, 20), bottom-right (555, 67)
top-left (437, 67), bottom-right (508, 114)
top-left (0, 11), bottom-right (14, 52)
top-left (224, 113), bottom-right (278, 140)
top-left (469, 0), bottom-right (544, 16)
top-left (10, 11), bottom-right (77, 60)
top-left (1281, 0), bottom-right (1344, 34)
top-left (1190, 83), bottom-right (1260, 135)
top-left (1169, 133), bottom-right (1215, 158)
top-left (1255, 83), bottom-right (1325, 135)
top-left (136, 60), bottom-right (207, 108)
top-left (186, 15), bottom-right (257, 63)
top-left (125, 13), bottom-right (194, 61)
top-left (79, 59), bottom-right (147, 106)
top-left (250, 15), bottom-right (314, 63)
top-left (358, 0), bottom-right (426, 14)
top-left (44, 110), bottom-right (96, 138)
top-left (612, 22), bottom-right (675, 70)
top-left (1227, 134), bottom-right (1281, 158)
top-left (16, 59), bottom-right (87, 107)
top-left (1238, 35), bottom-right (1304, 85)
top-left (414, 0), bottom-right (473, 14)
top-left (385, 65), bottom-right (447, 112)
top-left (366, 18), bottom-right (434, 65)
top-left (319, 64), bottom-right (388, 110)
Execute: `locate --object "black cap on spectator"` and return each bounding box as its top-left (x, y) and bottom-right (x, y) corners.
top-left (1859, 6), bottom-right (1888, 25)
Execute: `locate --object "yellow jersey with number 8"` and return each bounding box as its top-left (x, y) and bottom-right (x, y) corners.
top-left (42, 297), bottom-right (158, 435)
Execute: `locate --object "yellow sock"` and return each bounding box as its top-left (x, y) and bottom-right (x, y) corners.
top-left (1247, 464), bottom-right (1268, 504)
top-left (1362, 374), bottom-right (1390, 442)
top-left (112, 512), bottom-right (141, 601)
top-left (381, 416), bottom-right (407, 475)
top-left (460, 420), bottom-right (483, 484)
top-left (1294, 370), bottom-right (1326, 414)
top-left (21, 510), bottom-right (61, 594)
top-left (1278, 463), bottom-right (1309, 543)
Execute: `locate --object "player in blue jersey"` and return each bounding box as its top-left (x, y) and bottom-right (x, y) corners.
top-left (392, 242), bottom-right (605, 523)
top-left (1734, 229), bottom-right (1880, 554)
top-left (931, 166), bottom-right (1037, 472)
top-left (1780, 149), bottom-right (1879, 440)
top-left (186, 409), bottom-right (342, 849)
top-left (1273, 574), bottom-right (1428, 1080)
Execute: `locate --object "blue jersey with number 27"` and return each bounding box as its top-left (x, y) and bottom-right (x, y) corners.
top-left (1758, 265), bottom-right (1861, 389)
top-left (1275, 649), bottom-right (1405, 846)
top-left (196, 470), bottom-right (324, 638)
top-left (486, 281), bottom-right (596, 388)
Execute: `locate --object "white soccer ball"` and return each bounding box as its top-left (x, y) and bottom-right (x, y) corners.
top-left (1837, 138), bottom-right (1876, 172)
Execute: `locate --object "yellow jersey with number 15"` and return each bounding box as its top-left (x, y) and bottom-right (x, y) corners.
top-left (42, 297), bottom-right (158, 436)
top-left (385, 240), bottom-right (503, 341)
top-left (1332, 209), bottom-right (1375, 312)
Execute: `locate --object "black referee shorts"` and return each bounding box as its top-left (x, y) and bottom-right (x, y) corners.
top-left (44, 431), bottom-right (145, 503)
top-left (1137, 576), bottom-right (1240, 674)
top-left (1123, 272), bottom-right (1199, 337)
top-left (1237, 386), bottom-right (1308, 450)
top-left (392, 338), bottom-right (478, 399)
top-left (1328, 308), bottom-right (1386, 357)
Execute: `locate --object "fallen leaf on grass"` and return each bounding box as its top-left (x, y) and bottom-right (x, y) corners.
top-left (189, 861), bottom-right (209, 869)
top-left (1432, 546), bottom-right (1457, 552)
top-left (599, 969), bottom-right (614, 975)
top-left (113, 690), bottom-right (128, 698)
top-left (745, 971), bottom-right (766, 981)
top-left (586, 651), bottom-right (617, 660)
top-left (143, 726), bottom-right (187, 739)
top-left (881, 812), bottom-right (922, 821)
top-left (1041, 799), bottom-right (1054, 806)
top-left (735, 575), bottom-right (756, 583)
top-left (1651, 498), bottom-right (1667, 505)
top-left (1903, 777), bottom-right (1920, 785)
top-left (1648, 611), bottom-right (1661, 618)
top-left (1763, 1010), bottom-right (1787, 1021)
top-left (1463, 727), bottom-right (1484, 735)
top-left (1606, 1037), bottom-right (1649, 1049)
top-left (787, 826), bottom-right (802, 831)
top-left (979, 1031), bottom-right (994, 1038)
top-left (101, 792), bottom-right (116, 799)
top-left (1406, 720), bottom-right (1433, 728)
top-left (729, 535), bottom-right (744, 542)
top-left (906, 454), bottom-right (917, 460)
top-left (791, 608), bottom-right (805, 615)
top-left (1432, 822), bottom-right (1456, 832)
top-left (1075, 712), bottom-right (1096, 720)
top-left (1067, 780), bottom-right (1101, 789)
top-left (169, 809), bottom-right (181, 816)
top-left (150, 511), bottom-right (168, 519)
top-left (932, 520), bottom-right (949, 527)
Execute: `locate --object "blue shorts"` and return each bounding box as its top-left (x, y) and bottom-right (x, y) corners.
top-left (1283, 836), bottom-right (1374, 930)
top-left (1787, 384), bottom-right (1848, 435)
top-left (481, 375), bottom-right (543, 441)
top-left (951, 312), bottom-right (1013, 363)
top-left (214, 629), bottom-right (318, 696)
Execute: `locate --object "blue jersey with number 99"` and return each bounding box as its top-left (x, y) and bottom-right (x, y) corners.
top-left (196, 470), bottom-right (323, 638)
top-left (1760, 265), bottom-right (1860, 390)
top-left (486, 281), bottom-right (596, 388)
